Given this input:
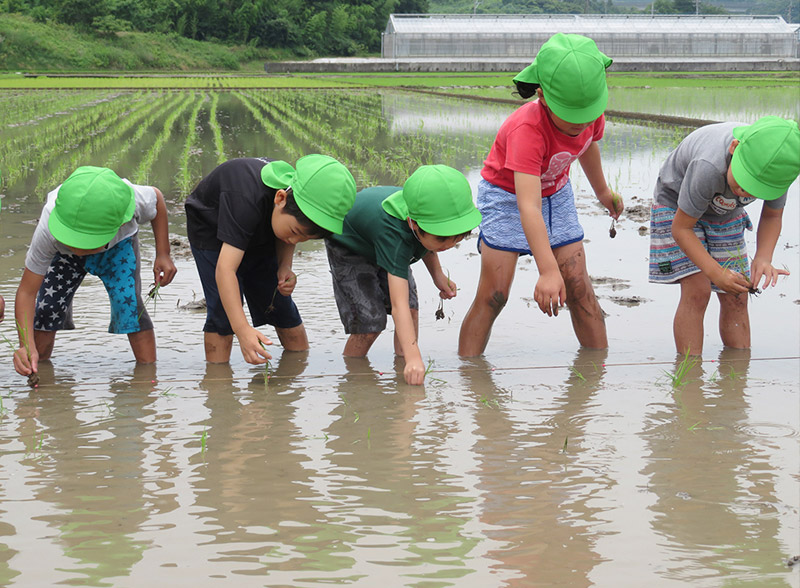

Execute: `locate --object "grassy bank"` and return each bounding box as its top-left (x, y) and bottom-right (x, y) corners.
top-left (0, 13), bottom-right (285, 72)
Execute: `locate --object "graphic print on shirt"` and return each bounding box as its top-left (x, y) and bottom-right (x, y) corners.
top-left (540, 138), bottom-right (592, 194)
top-left (710, 192), bottom-right (756, 216)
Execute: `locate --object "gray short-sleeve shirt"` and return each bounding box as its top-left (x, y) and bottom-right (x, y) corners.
top-left (654, 122), bottom-right (786, 222)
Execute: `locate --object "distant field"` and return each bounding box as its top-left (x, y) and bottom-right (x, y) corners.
top-left (1, 71), bottom-right (797, 90)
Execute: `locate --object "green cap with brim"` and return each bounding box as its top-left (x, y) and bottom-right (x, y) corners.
top-left (513, 33), bottom-right (612, 125)
top-left (382, 165), bottom-right (482, 236)
top-left (261, 155), bottom-right (356, 234)
top-left (48, 166), bottom-right (135, 249)
top-left (731, 116), bottom-right (800, 201)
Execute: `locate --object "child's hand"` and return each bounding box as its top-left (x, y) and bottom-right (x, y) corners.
top-left (277, 269), bottom-right (297, 296)
top-left (434, 273), bottom-right (457, 300)
top-left (598, 189), bottom-right (623, 220)
top-left (750, 257), bottom-right (789, 290)
top-left (13, 345), bottom-right (38, 376)
top-left (713, 268), bottom-right (752, 295)
top-left (403, 356), bottom-right (426, 386)
top-left (153, 254), bottom-right (177, 287)
top-left (236, 326), bottom-right (273, 364)
top-left (534, 270), bottom-right (566, 317)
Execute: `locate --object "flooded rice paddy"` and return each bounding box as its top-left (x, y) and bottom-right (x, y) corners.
top-left (0, 85), bottom-right (798, 587)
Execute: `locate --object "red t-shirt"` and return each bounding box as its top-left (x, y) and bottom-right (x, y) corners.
top-left (481, 100), bottom-right (605, 197)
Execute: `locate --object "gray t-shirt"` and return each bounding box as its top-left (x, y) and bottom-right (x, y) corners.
top-left (654, 122), bottom-right (786, 222)
top-left (25, 180), bottom-right (158, 275)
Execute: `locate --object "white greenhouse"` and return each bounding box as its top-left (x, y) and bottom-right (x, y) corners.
top-left (381, 14), bottom-right (800, 59)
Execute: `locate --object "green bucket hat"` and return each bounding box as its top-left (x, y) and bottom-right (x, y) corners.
top-left (382, 165), bottom-right (482, 236)
top-left (514, 33), bottom-right (612, 125)
top-left (49, 166), bottom-right (135, 249)
top-left (731, 116), bottom-right (800, 201)
top-left (261, 155), bottom-right (356, 234)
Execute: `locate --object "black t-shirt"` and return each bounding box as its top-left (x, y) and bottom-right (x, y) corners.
top-left (185, 158), bottom-right (277, 253)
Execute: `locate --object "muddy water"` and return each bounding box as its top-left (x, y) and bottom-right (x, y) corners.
top-left (0, 88), bottom-right (798, 587)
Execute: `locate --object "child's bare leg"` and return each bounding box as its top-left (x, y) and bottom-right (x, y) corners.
top-left (276, 324), bottom-right (309, 351)
top-left (344, 333), bottom-right (380, 357)
top-left (554, 242), bottom-right (607, 348)
top-left (128, 329), bottom-right (156, 363)
top-left (204, 332), bottom-right (233, 363)
top-left (33, 330), bottom-right (56, 361)
top-left (717, 292), bottom-right (750, 349)
top-left (394, 309), bottom-right (419, 356)
top-left (674, 273), bottom-right (712, 355)
top-left (458, 245), bottom-right (517, 357)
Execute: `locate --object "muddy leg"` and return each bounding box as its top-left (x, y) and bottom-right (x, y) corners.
top-left (458, 243), bottom-right (517, 357)
top-left (128, 329), bottom-right (156, 363)
top-left (33, 330), bottom-right (56, 361)
top-left (275, 324), bottom-right (309, 351)
top-left (717, 291), bottom-right (750, 349)
top-left (344, 333), bottom-right (381, 357)
top-left (554, 242), bottom-right (607, 349)
top-left (674, 272), bottom-right (712, 355)
top-left (204, 332), bottom-right (233, 363)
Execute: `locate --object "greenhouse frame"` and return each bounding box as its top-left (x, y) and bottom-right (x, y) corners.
top-left (381, 14), bottom-right (800, 59)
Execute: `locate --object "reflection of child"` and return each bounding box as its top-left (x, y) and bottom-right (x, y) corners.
top-left (13, 166), bottom-right (177, 377)
top-left (185, 155), bottom-right (356, 365)
top-left (649, 116), bottom-right (800, 355)
top-left (459, 34), bottom-right (622, 357)
top-left (326, 165), bottom-right (481, 385)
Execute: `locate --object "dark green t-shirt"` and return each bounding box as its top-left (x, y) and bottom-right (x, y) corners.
top-left (330, 186), bottom-right (429, 279)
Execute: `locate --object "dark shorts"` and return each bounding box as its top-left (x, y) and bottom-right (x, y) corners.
top-left (325, 238), bottom-right (418, 335)
top-left (190, 246), bottom-right (302, 336)
top-left (34, 235), bottom-right (153, 334)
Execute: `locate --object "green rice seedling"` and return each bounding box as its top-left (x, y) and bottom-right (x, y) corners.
top-left (139, 282), bottom-right (162, 320)
top-left (353, 411), bottom-right (360, 424)
top-left (479, 396), bottom-right (499, 409)
top-left (160, 387), bottom-right (176, 398)
top-left (662, 353), bottom-right (699, 388)
top-left (561, 436), bottom-right (569, 453)
top-left (200, 427), bottom-right (208, 457)
top-left (569, 366), bottom-right (586, 382)
top-left (259, 341), bottom-right (272, 388)
top-left (423, 358), bottom-right (446, 385)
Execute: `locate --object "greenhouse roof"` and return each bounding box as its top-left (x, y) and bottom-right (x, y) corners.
top-left (386, 14), bottom-right (797, 35)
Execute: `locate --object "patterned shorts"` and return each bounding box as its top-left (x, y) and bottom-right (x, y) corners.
top-left (477, 179), bottom-right (584, 254)
top-left (34, 235), bottom-right (152, 334)
top-left (649, 203), bottom-right (753, 291)
top-left (325, 238), bottom-right (418, 335)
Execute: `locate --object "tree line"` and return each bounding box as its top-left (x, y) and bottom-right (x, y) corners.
top-left (0, 0), bottom-right (795, 58)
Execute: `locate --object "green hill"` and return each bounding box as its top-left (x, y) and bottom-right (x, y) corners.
top-left (0, 14), bottom-right (281, 72)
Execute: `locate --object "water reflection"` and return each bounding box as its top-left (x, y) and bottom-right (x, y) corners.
top-left (642, 349), bottom-right (791, 584)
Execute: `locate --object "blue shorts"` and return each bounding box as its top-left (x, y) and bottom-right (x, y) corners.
top-left (190, 246), bottom-right (302, 336)
top-left (33, 235), bottom-right (152, 334)
top-left (649, 203), bottom-right (753, 292)
top-left (477, 179), bottom-right (584, 254)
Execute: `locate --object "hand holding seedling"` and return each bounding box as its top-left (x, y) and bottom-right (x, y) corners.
top-left (153, 253), bottom-right (177, 287)
top-left (433, 271), bottom-right (457, 300)
top-left (404, 356), bottom-right (426, 386)
top-left (277, 270), bottom-right (298, 297)
top-left (598, 188), bottom-right (623, 220)
top-left (534, 269), bottom-right (566, 317)
top-left (750, 256), bottom-right (789, 291)
top-left (236, 325), bottom-right (273, 364)
top-left (713, 266), bottom-right (754, 295)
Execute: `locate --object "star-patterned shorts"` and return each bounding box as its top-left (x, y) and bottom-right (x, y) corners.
top-left (34, 235), bottom-right (153, 334)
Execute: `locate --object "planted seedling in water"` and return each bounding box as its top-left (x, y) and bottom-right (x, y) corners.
top-left (662, 353), bottom-right (698, 388)
top-left (569, 366), bottom-right (586, 382)
top-left (259, 341), bottom-right (272, 387)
